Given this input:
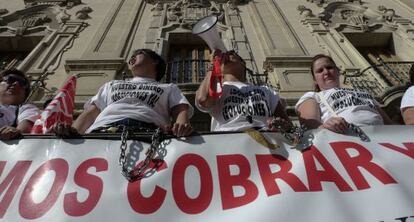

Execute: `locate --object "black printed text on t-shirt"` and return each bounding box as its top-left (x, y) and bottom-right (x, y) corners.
top-left (221, 88), bottom-right (271, 121)
top-left (110, 82), bottom-right (165, 108)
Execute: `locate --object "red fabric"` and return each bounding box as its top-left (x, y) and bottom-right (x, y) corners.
top-left (209, 57), bottom-right (223, 98)
top-left (31, 76), bottom-right (77, 134)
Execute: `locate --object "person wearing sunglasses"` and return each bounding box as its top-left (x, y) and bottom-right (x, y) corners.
top-left (196, 50), bottom-right (291, 131)
top-left (0, 68), bottom-right (40, 140)
top-left (54, 48), bottom-right (193, 137)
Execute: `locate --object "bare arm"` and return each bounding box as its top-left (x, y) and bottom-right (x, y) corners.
top-left (72, 103), bottom-right (101, 134)
top-left (274, 101), bottom-right (290, 121)
top-left (376, 106), bottom-right (394, 125)
top-left (16, 120), bottom-right (34, 133)
top-left (170, 104), bottom-right (192, 137)
top-left (0, 119), bottom-right (34, 140)
top-left (297, 98), bottom-right (348, 133)
top-left (297, 99), bottom-right (323, 129)
top-left (267, 100), bottom-right (293, 131)
top-left (402, 107), bottom-right (414, 125)
top-left (195, 71), bottom-right (217, 109)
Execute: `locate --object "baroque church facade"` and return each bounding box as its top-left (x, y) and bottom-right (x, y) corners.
top-left (1, 0), bottom-right (414, 130)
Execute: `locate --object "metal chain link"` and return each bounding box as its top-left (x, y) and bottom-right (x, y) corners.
top-left (348, 123), bottom-right (370, 142)
top-left (271, 118), bottom-right (305, 145)
top-left (118, 125), bottom-right (129, 166)
top-left (119, 127), bottom-right (163, 182)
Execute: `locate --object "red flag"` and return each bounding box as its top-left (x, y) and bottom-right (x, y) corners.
top-left (31, 75), bottom-right (77, 134)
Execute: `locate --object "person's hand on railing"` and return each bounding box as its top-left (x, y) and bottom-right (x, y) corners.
top-left (0, 126), bottom-right (22, 140)
top-left (163, 122), bottom-right (193, 137)
top-left (51, 123), bottom-right (81, 138)
top-left (320, 117), bottom-right (349, 133)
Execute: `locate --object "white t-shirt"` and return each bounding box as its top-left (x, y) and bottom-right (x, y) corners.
top-left (401, 86), bottom-right (414, 111)
top-left (197, 81), bottom-right (280, 131)
top-left (295, 88), bottom-right (383, 126)
top-left (86, 77), bottom-right (194, 133)
top-left (0, 103), bottom-right (40, 128)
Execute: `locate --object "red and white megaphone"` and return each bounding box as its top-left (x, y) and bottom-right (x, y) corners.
top-left (192, 16), bottom-right (227, 98)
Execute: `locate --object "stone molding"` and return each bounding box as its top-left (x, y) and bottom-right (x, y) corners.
top-left (296, 0), bottom-right (414, 101)
top-left (0, 2), bottom-right (91, 102)
top-left (164, 0), bottom-right (224, 29)
top-left (64, 58), bottom-right (125, 72)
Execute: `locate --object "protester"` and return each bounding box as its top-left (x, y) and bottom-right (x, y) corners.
top-left (54, 48), bottom-right (193, 137)
top-left (296, 54), bottom-right (393, 133)
top-left (400, 69), bottom-right (414, 125)
top-left (0, 68), bottom-right (40, 140)
top-left (196, 50), bottom-right (291, 131)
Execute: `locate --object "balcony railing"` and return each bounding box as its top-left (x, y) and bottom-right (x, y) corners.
top-left (166, 59), bottom-right (269, 86)
top-left (344, 59), bottom-right (414, 97)
top-left (167, 59), bottom-right (209, 84)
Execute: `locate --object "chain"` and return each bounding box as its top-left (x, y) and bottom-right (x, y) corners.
top-left (271, 118), bottom-right (305, 145)
top-left (118, 125), bottom-right (129, 166)
top-left (119, 127), bottom-right (164, 182)
top-left (348, 123), bottom-right (370, 142)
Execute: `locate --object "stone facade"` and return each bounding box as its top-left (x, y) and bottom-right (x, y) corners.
top-left (1, 0), bottom-right (413, 130)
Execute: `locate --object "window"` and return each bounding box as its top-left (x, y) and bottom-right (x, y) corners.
top-left (0, 36), bottom-right (43, 70)
top-left (345, 32), bottom-right (412, 86)
top-left (167, 44), bottom-right (210, 84)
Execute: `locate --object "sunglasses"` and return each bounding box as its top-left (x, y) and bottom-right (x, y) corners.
top-left (2, 75), bottom-right (30, 88)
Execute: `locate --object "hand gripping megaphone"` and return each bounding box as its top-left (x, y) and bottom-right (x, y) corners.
top-left (192, 16), bottom-right (227, 98)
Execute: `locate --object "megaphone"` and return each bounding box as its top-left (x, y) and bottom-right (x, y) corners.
top-left (193, 16), bottom-right (226, 98)
top-left (192, 16), bottom-right (227, 52)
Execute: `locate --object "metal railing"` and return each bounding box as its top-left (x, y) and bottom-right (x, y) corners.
top-left (344, 59), bottom-right (414, 97)
top-left (167, 59), bottom-right (209, 84)
top-left (166, 59), bottom-right (269, 86)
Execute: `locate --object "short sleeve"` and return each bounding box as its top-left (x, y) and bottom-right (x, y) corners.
top-left (266, 86), bottom-right (280, 114)
top-left (18, 103), bottom-right (40, 124)
top-left (401, 86), bottom-right (414, 110)
top-left (168, 84), bottom-right (194, 118)
top-left (195, 97), bottom-right (211, 113)
top-left (86, 82), bottom-right (110, 111)
top-left (295, 91), bottom-right (318, 113)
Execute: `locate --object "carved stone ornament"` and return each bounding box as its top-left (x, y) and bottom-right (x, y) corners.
top-left (297, 5), bottom-right (315, 18)
top-left (0, 9), bottom-right (8, 16)
top-left (21, 13), bottom-right (51, 28)
top-left (56, 9), bottom-right (71, 23)
top-left (306, 0), bottom-right (326, 7)
top-left (76, 7), bottom-right (93, 20)
top-left (377, 5), bottom-right (395, 22)
top-left (166, 0), bottom-right (224, 29)
top-left (340, 9), bottom-right (369, 31)
top-left (307, 0), bottom-right (362, 7)
top-left (317, 2), bottom-right (395, 32)
top-left (24, 0), bottom-right (82, 9)
top-left (0, 3), bottom-right (78, 36)
top-left (151, 3), bottom-right (164, 11)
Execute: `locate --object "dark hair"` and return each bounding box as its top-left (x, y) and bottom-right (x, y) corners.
top-left (223, 50), bottom-right (247, 79)
top-left (0, 68), bottom-right (31, 99)
top-left (409, 65), bottom-right (414, 85)
top-left (131, 49), bottom-right (166, 81)
top-left (310, 54), bottom-right (338, 92)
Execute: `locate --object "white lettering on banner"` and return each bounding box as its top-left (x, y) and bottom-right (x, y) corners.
top-left (0, 126), bottom-right (413, 221)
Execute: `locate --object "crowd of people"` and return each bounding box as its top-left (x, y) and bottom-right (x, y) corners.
top-left (0, 49), bottom-right (413, 140)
